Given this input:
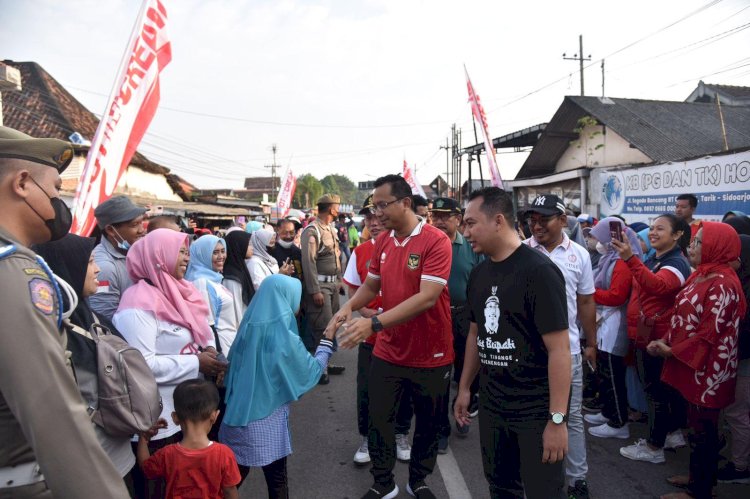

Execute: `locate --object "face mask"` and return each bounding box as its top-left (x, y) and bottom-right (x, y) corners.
top-left (26, 177), bottom-right (72, 241)
top-left (596, 242), bottom-right (608, 255)
top-left (277, 239), bottom-right (294, 249)
top-left (109, 227), bottom-right (131, 251)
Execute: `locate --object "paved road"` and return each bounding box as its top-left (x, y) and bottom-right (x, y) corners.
top-left (238, 303), bottom-right (746, 498)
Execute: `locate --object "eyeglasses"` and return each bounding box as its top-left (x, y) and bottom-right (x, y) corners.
top-left (369, 197), bottom-right (405, 214)
top-left (525, 215), bottom-right (558, 227)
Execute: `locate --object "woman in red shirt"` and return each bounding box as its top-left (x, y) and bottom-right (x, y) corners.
top-left (648, 222), bottom-right (746, 499)
top-left (611, 214), bottom-right (692, 465)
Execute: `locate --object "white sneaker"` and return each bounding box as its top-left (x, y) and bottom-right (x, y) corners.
top-left (395, 433), bottom-right (411, 462)
top-left (354, 436), bottom-right (370, 464)
top-left (583, 412), bottom-right (609, 425)
top-left (619, 438), bottom-right (665, 463)
top-left (588, 422), bottom-right (630, 439)
top-left (664, 430), bottom-right (687, 450)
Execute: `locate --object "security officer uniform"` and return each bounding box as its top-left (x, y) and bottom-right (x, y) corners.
top-left (0, 126), bottom-right (129, 498)
top-left (301, 194), bottom-right (342, 353)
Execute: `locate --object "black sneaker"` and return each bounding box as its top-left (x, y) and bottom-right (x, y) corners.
top-left (361, 482), bottom-right (399, 499)
top-left (318, 373), bottom-right (329, 385)
top-left (455, 420), bottom-right (470, 436)
top-left (328, 364), bottom-right (346, 375)
top-left (717, 462), bottom-right (750, 484)
top-left (407, 481), bottom-right (436, 499)
top-left (582, 398), bottom-right (603, 413)
top-left (468, 395), bottom-right (479, 418)
top-left (567, 479), bottom-right (590, 499)
top-left (437, 436), bottom-right (448, 454)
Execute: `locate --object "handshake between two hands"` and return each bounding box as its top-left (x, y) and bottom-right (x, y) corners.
top-left (323, 307), bottom-right (375, 349)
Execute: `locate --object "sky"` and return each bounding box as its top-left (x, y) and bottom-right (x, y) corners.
top-left (2, 0), bottom-right (749, 190)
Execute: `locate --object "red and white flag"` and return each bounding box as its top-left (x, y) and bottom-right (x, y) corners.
top-left (402, 160), bottom-right (426, 198)
top-left (71, 0), bottom-right (172, 235)
top-left (465, 67), bottom-right (504, 190)
top-left (276, 167), bottom-right (297, 219)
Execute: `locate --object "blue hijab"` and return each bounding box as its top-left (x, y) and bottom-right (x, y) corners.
top-left (185, 235), bottom-right (226, 284)
top-left (222, 274), bottom-right (322, 425)
top-left (637, 228), bottom-right (656, 261)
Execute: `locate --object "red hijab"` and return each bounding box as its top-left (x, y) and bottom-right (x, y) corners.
top-left (118, 229), bottom-right (213, 347)
top-left (688, 221), bottom-right (747, 318)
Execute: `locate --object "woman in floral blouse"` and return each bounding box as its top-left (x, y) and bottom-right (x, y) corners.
top-left (647, 222), bottom-right (747, 499)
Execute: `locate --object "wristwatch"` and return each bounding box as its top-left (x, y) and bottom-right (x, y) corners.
top-left (371, 316), bottom-right (384, 332)
top-left (549, 412), bottom-right (568, 425)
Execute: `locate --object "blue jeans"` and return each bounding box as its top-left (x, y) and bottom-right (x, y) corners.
top-left (565, 353), bottom-right (588, 485)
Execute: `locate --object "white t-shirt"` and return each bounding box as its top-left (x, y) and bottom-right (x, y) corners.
top-left (222, 279), bottom-right (248, 327)
top-left (524, 233), bottom-right (595, 355)
top-left (191, 279), bottom-right (238, 355)
top-left (113, 308), bottom-right (205, 440)
top-left (246, 256), bottom-right (279, 290)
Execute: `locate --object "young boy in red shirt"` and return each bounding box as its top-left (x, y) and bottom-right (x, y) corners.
top-left (138, 379), bottom-right (241, 498)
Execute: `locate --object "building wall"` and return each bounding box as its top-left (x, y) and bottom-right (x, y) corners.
top-left (556, 124), bottom-right (652, 172)
top-left (61, 155), bottom-right (182, 201)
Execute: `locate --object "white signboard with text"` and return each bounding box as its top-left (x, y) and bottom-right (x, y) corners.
top-left (592, 150), bottom-right (750, 224)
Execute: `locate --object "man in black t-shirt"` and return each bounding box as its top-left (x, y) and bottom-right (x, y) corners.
top-left (454, 187), bottom-right (571, 499)
top-left (270, 218), bottom-right (304, 282)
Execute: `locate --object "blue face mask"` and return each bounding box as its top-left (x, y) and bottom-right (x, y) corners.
top-left (110, 227), bottom-right (131, 251)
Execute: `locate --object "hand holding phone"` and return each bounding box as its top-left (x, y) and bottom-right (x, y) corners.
top-left (609, 221), bottom-right (624, 243)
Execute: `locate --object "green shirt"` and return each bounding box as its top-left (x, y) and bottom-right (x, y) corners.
top-left (448, 232), bottom-right (483, 304)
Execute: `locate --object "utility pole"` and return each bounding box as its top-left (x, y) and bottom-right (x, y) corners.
top-left (265, 143), bottom-right (279, 199)
top-left (439, 136), bottom-right (450, 196)
top-left (601, 59), bottom-right (605, 97)
top-left (563, 34), bottom-right (591, 96)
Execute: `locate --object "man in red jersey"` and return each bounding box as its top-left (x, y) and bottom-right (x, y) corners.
top-left (343, 194), bottom-right (414, 466)
top-left (327, 174), bottom-right (453, 499)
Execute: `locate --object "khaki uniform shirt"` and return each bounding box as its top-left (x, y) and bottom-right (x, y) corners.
top-left (301, 220), bottom-right (341, 295)
top-left (0, 227), bottom-right (128, 498)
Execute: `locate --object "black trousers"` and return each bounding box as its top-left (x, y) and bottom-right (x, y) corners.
top-left (368, 356), bottom-right (450, 486)
top-left (598, 350), bottom-right (628, 428)
top-left (478, 412), bottom-right (566, 499)
top-left (238, 457), bottom-right (288, 499)
top-left (357, 343), bottom-right (413, 436)
top-left (440, 306), bottom-right (478, 437)
top-left (687, 404), bottom-right (721, 499)
top-left (636, 350), bottom-right (686, 447)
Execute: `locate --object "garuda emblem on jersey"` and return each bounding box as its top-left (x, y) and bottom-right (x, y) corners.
top-left (407, 253), bottom-right (420, 270)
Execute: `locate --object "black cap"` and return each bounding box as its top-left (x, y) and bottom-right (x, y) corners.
top-left (358, 194), bottom-right (374, 215)
top-left (94, 196), bottom-right (148, 229)
top-left (430, 197), bottom-right (461, 214)
top-left (524, 194), bottom-right (566, 216)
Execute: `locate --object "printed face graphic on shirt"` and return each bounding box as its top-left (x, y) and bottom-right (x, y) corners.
top-left (484, 287), bottom-right (500, 334)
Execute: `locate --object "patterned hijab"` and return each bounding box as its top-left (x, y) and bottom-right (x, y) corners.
top-left (118, 229), bottom-right (212, 346)
top-left (687, 222), bottom-right (746, 318)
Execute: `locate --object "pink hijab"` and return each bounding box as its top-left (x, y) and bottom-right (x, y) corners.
top-left (118, 229), bottom-right (213, 347)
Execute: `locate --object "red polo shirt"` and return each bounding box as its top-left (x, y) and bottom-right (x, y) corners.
top-left (367, 221), bottom-right (453, 368)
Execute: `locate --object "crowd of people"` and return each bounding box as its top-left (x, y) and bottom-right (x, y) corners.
top-left (1, 125), bottom-right (749, 499)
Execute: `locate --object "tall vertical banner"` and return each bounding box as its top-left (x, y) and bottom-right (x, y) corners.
top-left (71, 0), bottom-right (172, 235)
top-left (403, 160), bottom-right (426, 197)
top-left (465, 67), bottom-right (505, 190)
top-left (276, 167), bottom-right (297, 218)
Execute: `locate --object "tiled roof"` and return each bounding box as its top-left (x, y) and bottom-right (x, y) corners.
top-left (1, 60), bottom-right (168, 175)
top-left (517, 95), bottom-right (750, 179)
top-left (702, 82), bottom-right (750, 99)
top-left (244, 176), bottom-right (280, 190)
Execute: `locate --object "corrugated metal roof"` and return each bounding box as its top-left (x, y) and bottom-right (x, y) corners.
top-left (516, 95), bottom-right (750, 179)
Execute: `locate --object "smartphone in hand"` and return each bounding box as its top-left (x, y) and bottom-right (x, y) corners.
top-left (609, 221), bottom-right (624, 243)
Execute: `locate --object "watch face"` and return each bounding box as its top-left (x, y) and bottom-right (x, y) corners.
top-left (552, 413), bottom-right (564, 424)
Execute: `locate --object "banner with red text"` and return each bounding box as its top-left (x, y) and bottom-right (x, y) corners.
top-left (276, 167), bottom-right (297, 219)
top-left (71, 0), bottom-right (172, 235)
top-left (403, 160), bottom-right (426, 198)
top-left (465, 67), bottom-right (504, 190)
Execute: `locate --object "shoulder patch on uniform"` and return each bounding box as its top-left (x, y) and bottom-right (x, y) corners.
top-left (29, 278), bottom-right (55, 315)
top-left (23, 268), bottom-right (48, 277)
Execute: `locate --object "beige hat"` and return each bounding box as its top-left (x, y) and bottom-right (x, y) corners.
top-left (317, 193), bottom-right (341, 204)
top-left (0, 126), bottom-right (74, 172)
